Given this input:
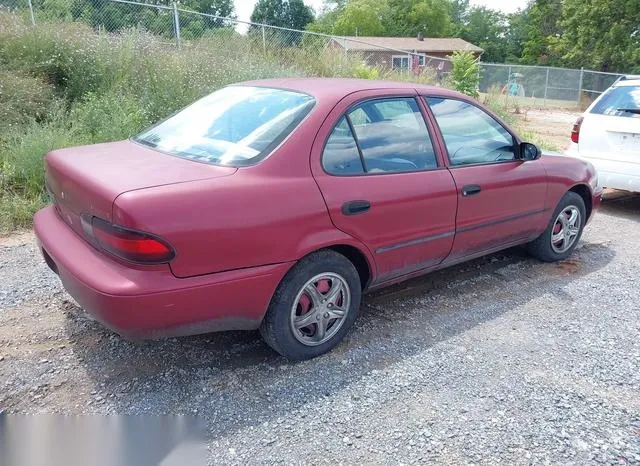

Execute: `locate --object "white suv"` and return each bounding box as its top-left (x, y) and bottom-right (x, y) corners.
top-left (566, 76), bottom-right (640, 192)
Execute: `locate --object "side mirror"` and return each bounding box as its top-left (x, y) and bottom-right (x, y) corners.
top-left (519, 142), bottom-right (542, 161)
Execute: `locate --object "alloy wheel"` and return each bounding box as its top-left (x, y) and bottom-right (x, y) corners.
top-left (290, 272), bottom-right (351, 346)
top-left (551, 205), bottom-right (581, 253)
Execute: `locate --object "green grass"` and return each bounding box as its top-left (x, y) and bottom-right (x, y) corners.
top-left (0, 13), bottom-right (327, 231)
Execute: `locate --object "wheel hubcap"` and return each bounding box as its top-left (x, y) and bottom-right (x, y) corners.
top-left (290, 273), bottom-right (350, 346)
top-left (551, 205), bottom-right (581, 253)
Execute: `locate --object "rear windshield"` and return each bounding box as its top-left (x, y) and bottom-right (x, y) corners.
top-left (134, 86), bottom-right (315, 166)
top-left (590, 85), bottom-right (640, 118)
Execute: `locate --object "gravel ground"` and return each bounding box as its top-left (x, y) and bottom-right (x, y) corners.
top-left (1, 192), bottom-right (639, 465)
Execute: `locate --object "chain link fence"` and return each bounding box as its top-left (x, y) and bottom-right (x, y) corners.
top-left (1, 0), bottom-right (633, 109)
top-left (478, 63), bottom-right (632, 108)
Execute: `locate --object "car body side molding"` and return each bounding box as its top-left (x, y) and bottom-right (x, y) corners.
top-left (375, 231), bottom-right (455, 254)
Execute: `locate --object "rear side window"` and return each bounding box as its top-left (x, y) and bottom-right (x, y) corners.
top-left (591, 85), bottom-right (640, 117)
top-left (322, 97), bottom-right (438, 175)
top-left (134, 86), bottom-right (315, 166)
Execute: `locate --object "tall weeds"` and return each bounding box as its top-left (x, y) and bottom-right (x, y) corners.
top-left (0, 11), bottom-right (556, 231)
top-left (0, 12), bottom-right (329, 230)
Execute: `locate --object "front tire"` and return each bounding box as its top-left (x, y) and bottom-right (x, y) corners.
top-left (528, 191), bottom-right (586, 262)
top-left (260, 250), bottom-right (361, 360)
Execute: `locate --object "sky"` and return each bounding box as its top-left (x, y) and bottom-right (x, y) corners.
top-left (234, 0), bottom-right (529, 25)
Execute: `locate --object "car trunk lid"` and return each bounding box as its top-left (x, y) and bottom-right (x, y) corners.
top-left (45, 140), bottom-right (236, 236)
top-left (579, 114), bottom-right (640, 162)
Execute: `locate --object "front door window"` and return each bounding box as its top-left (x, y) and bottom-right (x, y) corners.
top-left (427, 97), bottom-right (516, 166)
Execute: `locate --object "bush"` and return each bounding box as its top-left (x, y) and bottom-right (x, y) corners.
top-left (71, 91), bottom-right (151, 143)
top-left (0, 116), bottom-right (74, 232)
top-left (0, 107), bottom-right (79, 201)
top-left (0, 72), bottom-right (55, 133)
top-left (352, 62), bottom-right (380, 80)
top-left (0, 18), bottom-right (111, 102)
top-left (0, 194), bottom-right (46, 232)
top-left (450, 50), bottom-right (480, 98)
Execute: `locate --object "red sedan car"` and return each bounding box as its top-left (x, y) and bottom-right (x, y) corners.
top-left (34, 78), bottom-right (602, 360)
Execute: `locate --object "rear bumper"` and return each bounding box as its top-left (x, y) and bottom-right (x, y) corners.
top-left (33, 206), bottom-right (292, 339)
top-left (594, 169), bottom-right (640, 193)
top-left (565, 146), bottom-right (640, 193)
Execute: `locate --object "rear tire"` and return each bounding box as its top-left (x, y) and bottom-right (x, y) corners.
top-left (527, 191), bottom-right (586, 262)
top-left (260, 250), bottom-right (361, 361)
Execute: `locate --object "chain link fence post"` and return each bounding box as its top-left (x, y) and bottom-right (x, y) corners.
top-left (577, 67), bottom-right (584, 108)
top-left (172, 2), bottom-right (181, 50)
top-left (26, 0), bottom-right (36, 25)
top-left (261, 25), bottom-right (266, 54)
top-left (506, 66), bottom-right (512, 105)
top-left (543, 67), bottom-right (549, 106)
top-left (341, 37), bottom-right (347, 69)
top-left (476, 57), bottom-right (481, 95)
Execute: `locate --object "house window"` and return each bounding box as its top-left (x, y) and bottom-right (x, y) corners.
top-left (393, 54), bottom-right (427, 70)
top-left (392, 55), bottom-right (410, 70)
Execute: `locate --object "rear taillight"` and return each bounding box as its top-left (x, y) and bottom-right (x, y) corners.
top-left (88, 217), bottom-right (175, 264)
top-left (571, 116), bottom-right (584, 144)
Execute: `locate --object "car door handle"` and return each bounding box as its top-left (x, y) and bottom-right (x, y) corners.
top-left (341, 200), bottom-right (371, 216)
top-left (461, 185), bottom-right (482, 196)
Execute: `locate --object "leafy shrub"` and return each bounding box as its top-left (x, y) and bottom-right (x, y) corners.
top-left (352, 62), bottom-right (380, 80)
top-left (450, 50), bottom-right (480, 98)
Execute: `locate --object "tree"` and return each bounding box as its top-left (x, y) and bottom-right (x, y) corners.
top-left (520, 0), bottom-right (562, 65)
top-left (319, 0), bottom-right (347, 14)
top-left (503, 9), bottom-right (528, 63)
top-left (307, 0), bottom-right (386, 36)
top-left (306, 7), bottom-right (341, 34)
top-left (332, 0), bottom-right (387, 36)
top-left (457, 7), bottom-right (507, 62)
top-left (250, 0), bottom-right (315, 30)
top-left (449, 0), bottom-right (469, 28)
top-left (287, 0), bottom-right (316, 30)
top-left (61, 0), bottom-right (235, 36)
top-left (553, 0), bottom-right (640, 73)
top-left (191, 0), bottom-right (235, 19)
top-left (383, 0), bottom-right (452, 38)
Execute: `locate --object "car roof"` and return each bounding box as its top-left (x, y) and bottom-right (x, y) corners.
top-left (234, 78), bottom-right (463, 104)
top-left (614, 78), bottom-right (640, 87)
